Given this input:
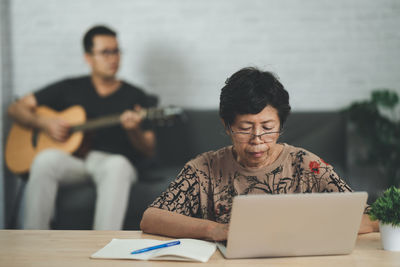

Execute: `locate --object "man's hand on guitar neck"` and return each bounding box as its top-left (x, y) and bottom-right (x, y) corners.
top-left (119, 105), bottom-right (143, 131)
top-left (39, 117), bottom-right (71, 142)
top-left (120, 105), bottom-right (156, 158)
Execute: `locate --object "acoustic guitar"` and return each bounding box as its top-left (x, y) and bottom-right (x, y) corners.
top-left (5, 105), bottom-right (183, 174)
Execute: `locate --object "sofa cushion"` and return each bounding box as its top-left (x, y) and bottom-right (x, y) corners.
top-left (280, 112), bottom-right (347, 178)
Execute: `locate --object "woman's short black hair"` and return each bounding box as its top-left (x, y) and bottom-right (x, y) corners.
top-left (83, 25), bottom-right (117, 53)
top-left (219, 67), bottom-right (291, 129)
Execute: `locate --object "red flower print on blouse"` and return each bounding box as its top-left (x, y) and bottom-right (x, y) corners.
top-left (320, 158), bottom-right (330, 166)
top-left (309, 161), bottom-right (320, 174)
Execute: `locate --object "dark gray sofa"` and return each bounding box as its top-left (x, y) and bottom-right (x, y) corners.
top-left (52, 110), bottom-right (386, 230)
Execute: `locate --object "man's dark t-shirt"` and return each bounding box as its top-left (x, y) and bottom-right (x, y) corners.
top-left (34, 76), bottom-right (153, 165)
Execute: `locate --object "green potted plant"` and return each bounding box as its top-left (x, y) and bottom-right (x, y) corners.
top-left (368, 186), bottom-right (400, 251)
top-left (346, 89), bottom-right (400, 186)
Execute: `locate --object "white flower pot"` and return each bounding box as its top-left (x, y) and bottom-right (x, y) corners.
top-left (380, 222), bottom-right (400, 251)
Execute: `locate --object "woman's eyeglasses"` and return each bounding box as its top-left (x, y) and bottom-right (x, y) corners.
top-left (228, 125), bottom-right (281, 143)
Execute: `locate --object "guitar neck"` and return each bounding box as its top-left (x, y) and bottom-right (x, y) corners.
top-left (71, 114), bottom-right (122, 132)
top-left (70, 107), bottom-right (182, 133)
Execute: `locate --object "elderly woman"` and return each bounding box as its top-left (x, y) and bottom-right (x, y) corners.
top-left (140, 67), bottom-right (378, 241)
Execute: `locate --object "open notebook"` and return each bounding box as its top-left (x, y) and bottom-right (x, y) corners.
top-left (91, 238), bottom-right (216, 262)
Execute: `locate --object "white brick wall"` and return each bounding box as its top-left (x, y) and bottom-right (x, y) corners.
top-left (1, 0), bottom-right (14, 230)
top-left (10, 0), bottom-right (400, 110)
top-left (0, 4), bottom-right (5, 230)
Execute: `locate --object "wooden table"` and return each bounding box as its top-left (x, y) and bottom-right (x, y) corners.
top-left (0, 230), bottom-right (398, 266)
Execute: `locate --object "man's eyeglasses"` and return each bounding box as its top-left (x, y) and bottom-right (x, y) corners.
top-left (228, 125), bottom-right (281, 143)
top-left (91, 48), bottom-right (121, 57)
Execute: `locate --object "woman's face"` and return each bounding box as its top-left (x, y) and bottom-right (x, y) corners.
top-left (228, 105), bottom-right (281, 168)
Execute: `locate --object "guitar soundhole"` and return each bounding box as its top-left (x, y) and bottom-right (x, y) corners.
top-left (31, 129), bottom-right (38, 148)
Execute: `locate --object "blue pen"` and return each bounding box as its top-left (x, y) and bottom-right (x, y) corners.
top-left (131, 240), bottom-right (181, 254)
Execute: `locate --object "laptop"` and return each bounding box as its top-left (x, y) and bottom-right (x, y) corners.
top-left (216, 192), bottom-right (367, 259)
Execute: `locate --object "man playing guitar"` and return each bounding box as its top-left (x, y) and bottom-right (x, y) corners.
top-left (7, 25), bottom-right (156, 230)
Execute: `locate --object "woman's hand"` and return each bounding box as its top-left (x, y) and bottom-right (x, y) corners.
top-left (141, 208), bottom-right (229, 241)
top-left (206, 222), bottom-right (229, 241)
top-left (358, 214), bottom-right (379, 234)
